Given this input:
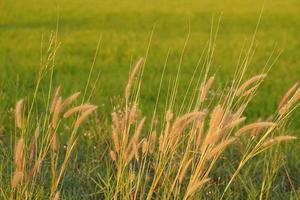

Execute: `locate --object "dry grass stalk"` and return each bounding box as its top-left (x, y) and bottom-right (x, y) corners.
top-left (288, 87), bottom-right (300, 104)
top-left (232, 105), bottom-right (246, 119)
top-left (196, 121), bottom-right (204, 147)
top-left (15, 99), bottom-right (24, 129)
top-left (163, 110), bottom-right (173, 140)
top-left (261, 135), bottom-right (297, 148)
top-left (279, 87), bottom-right (300, 115)
top-left (61, 92), bottom-right (81, 109)
top-left (132, 117), bottom-right (146, 141)
top-left (125, 58), bottom-right (144, 99)
top-left (203, 105), bottom-right (224, 147)
top-left (11, 171), bottom-right (24, 189)
top-left (209, 105), bottom-right (224, 133)
top-left (129, 103), bottom-right (140, 123)
top-left (132, 140), bottom-right (139, 161)
top-left (51, 133), bottom-right (59, 152)
top-left (220, 117), bottom-right (246, 134)
top-left (29, 127), bottom-right (40, 163)
top-left (111, 112), bottom-right (121, 132)
top-left (52, 97), bottom-right (62, 128)
top-left (63, 104), bottom-right (95, 118)
top-left (241, 84), bottom-right (259, 97)
top-left (74, 106), bottom-right (98, 128)
top-left (179, 158), bottom-right (193, 183)
top-left (278, 83), bottom-right (299, 109)
top-left (207, 138), bottom-right (236, 160)
top-left (110, 150), bottom-right (117, 161)
top-left (250, 118), bottom-right (266, 136)
top-left (199, 76), bottom-right (215, 102)
top-left (112, 128), bottom-right (120, 152)
top-left (53, 191), bottom-right (60, 200)
top-left (236, 74), bottom-right (266, 96)
top-left (129, 171), bottom-right (135, 183)
top-left (15, 138), bottom-right (24, 171)
top-left (287, 87), bottom-right (300, 105)
top-left (34, 126), bottom-right (40, 142)
top-left (29, 154), bottom-right (44, 180)
top-left (158, 134), bottom-right (164, 152)
top-left (149, 131), bottom-right (156, 154)
top-left (142, 139), bottom-right (148, 155)
top-left (185, 178), bottom-right (210, 198)
top-left (50, 86), bottom-right (61, 113)
top-left (125, 151), bottom-right (135, 164)
top-left (222, 112), bottom-right (234, 126)
top-left (171, 111), bottom-right (206, 134)
top-left (235, 122), bottom-right (276, 137)
top-left (166, 110), bottom-right (173, 122)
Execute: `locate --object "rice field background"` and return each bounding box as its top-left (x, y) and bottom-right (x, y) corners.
top-left (0, 0), bottom-right (300, 199)
top-left (0, 0), bottom-right (299, 118)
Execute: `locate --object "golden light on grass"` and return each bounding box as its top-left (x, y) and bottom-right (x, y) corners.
top-left (105, 64), bottom-right (299, 199)
top-left (278, 82), bottom-right (299, 109)
top-left (207, 138), bottom-right (236, 160)
top-left (149, 131), bottom-right (157, 154)
top-left (51, 133), bottom-right (59, 152)
top-left (202, 105), bottom-right (224, 148)
top-left (261, 135), bottom-right (297, 148)
top-left (279, 86), bottom-right (300, 115)
top-left (184, 178), bottom-right (210, 199)
top-left (53, 191), bottom-right (60, 200)
top-left (112, 128), bottom-right (120, 152)
top-left (110, 150), bottom-right (117, 161)
top-left (221, 117), bottom-right (246, 134)
top-left (179, 158), bottom-right (192, 183)
top-left (132, 117), bottom-right (146, 142)
top-left (236, 74), bottom-right (266, 96)
top-left (52, 97), bottom-right (62, 128)
top-left (199, 76), bottom-right (215, 102)
top-left (11, 171), bottom-right (24, 189)
top-left (50, 86), bottom-right (61, 113)
top-left (61, 92), bottom-right (81, 109)
top-left (132, 139), bottom-right (139, 161)
top-left (29, 127), bottom-right (40, 163)
top-left (125, 58), bottom-right (144, 99)
top-left (15, 99), bottom-right (24, 129)
top-left (14, 138), bottom-right (24, 171)
top-left (141, 138), bottom-right (148, 155)
top-left (129, 103), bottom-right (140, 123)
top-left (235, 122), bottom-right (276, 137)
top-left (74, 106), bottom-right (98, 128)
top-left (63, 104), bottom-right (95, 118)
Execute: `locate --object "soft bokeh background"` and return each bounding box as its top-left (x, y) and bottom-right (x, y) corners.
top-left (0, 0), bottom-right (299, 126)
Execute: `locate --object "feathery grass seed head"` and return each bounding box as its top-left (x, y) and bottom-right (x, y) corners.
top-left (74, 106), bottom-right (98, 128)
top-left (236, 74), bottom-right (266, 96)
top-left (50, 86), bottom-right (61, 113)
top-left (125, 58), bottom-right (144, 99)
top-left (15, 99), bottom-right (25, 129)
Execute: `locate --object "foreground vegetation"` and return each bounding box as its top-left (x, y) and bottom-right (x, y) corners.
top-left (0, 32), bottom-right (299, 199)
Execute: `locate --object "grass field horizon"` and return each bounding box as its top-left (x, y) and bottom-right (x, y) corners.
top-left (0, 0), bottom-right (300, 199)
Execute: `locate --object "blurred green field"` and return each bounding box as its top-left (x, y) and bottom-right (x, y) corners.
top-left (1, 0), bottom-right (300, 125)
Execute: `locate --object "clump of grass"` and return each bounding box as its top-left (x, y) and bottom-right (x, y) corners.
top-left (99, 51), bottom-right (299, 199)
top-left (10, 88), bottom-right (97, 199)
top-left (0, 33), bottom-right (98, 200)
